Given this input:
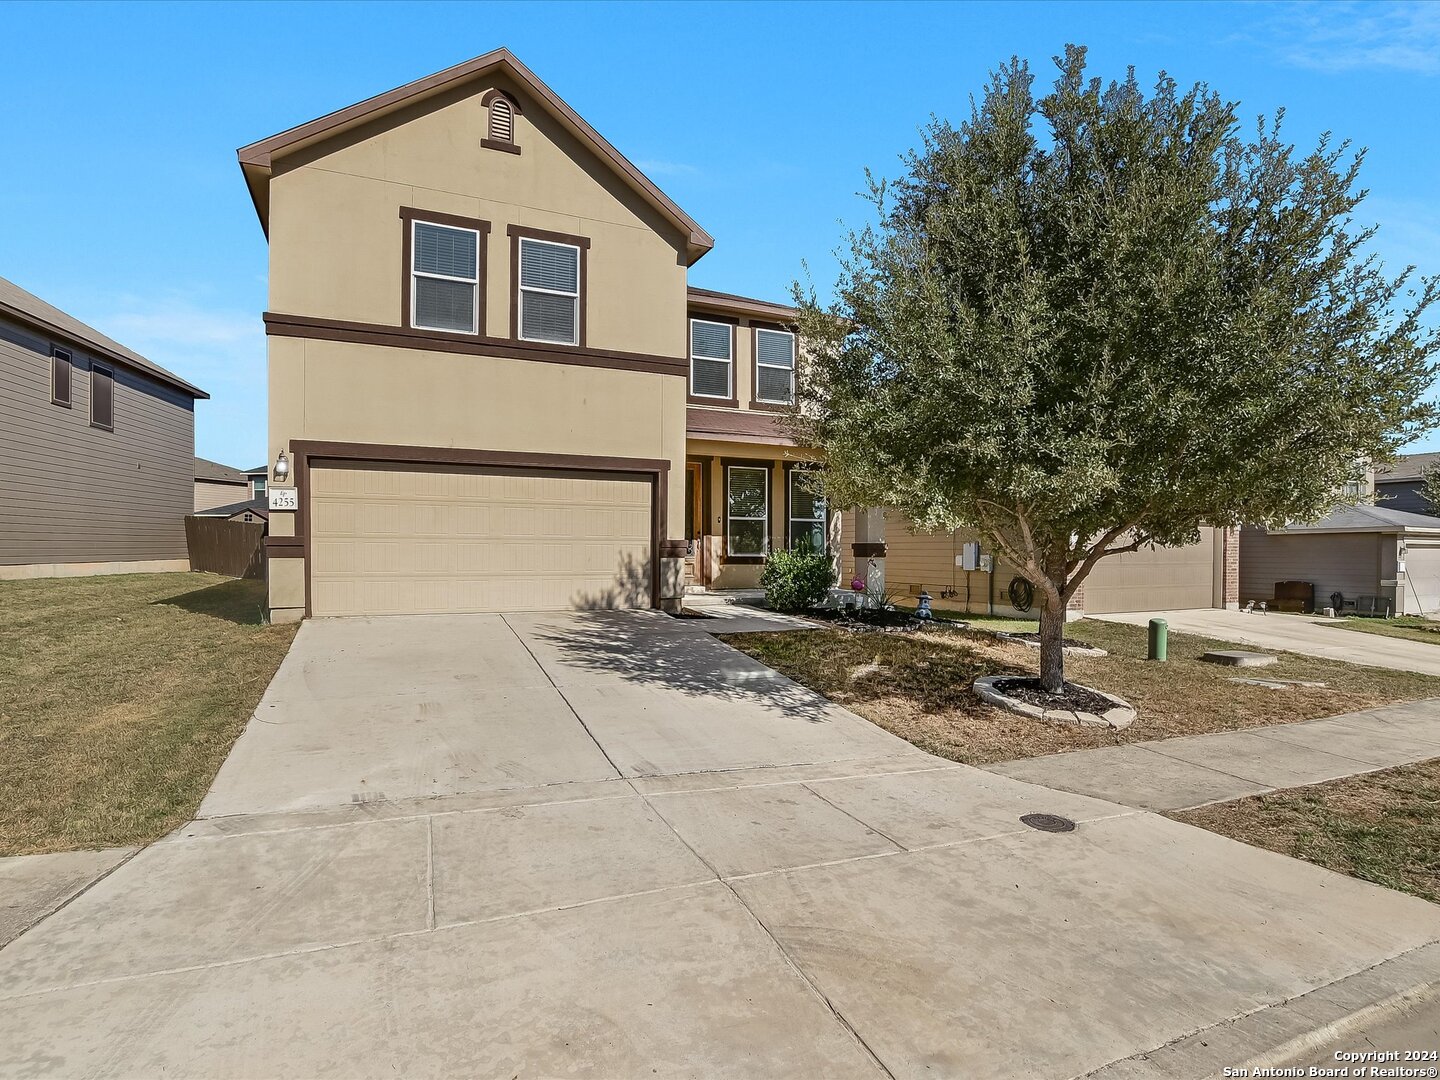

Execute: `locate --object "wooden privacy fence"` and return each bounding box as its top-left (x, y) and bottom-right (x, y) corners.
top-left (184, 516), bottom-right (266, 579)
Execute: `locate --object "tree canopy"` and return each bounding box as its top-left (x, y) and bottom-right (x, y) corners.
top-left (792, 45), bottom-right (1439, 690)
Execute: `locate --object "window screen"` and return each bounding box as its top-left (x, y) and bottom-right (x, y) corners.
top-left (789, 470), bottom-right (827, 554)
top-left (519, 238), bottom-right (580, 344)
top-left (691, 319), bottom-right (733, 398)
top-left (91, 365), bottom-right (114, 430)
top-left (51, 347), bottom-right (71, 406)
top-left (755, 328), bottom-right (795, 404)
top-left (727, 465), bottom-right (769, 556)
top-left (412, 221), bottom-right (479, 333)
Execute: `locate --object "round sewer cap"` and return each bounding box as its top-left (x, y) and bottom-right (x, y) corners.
top-left (1020, 813), bottom-right (1076, 833)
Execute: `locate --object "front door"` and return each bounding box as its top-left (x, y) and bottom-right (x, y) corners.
top-left (685, 461), bottom-right (705, 586)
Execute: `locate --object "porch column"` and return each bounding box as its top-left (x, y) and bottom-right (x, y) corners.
top-left (852, 507), bottom-right (887, 599)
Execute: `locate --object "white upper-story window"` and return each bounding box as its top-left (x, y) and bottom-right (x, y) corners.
top-left (690, 318), bottom-right (733, 399)
top-left (411, 220), bottom-right (480, 333)
top-left (519, 238), bottom-right (581, 345)
top-left (754, 328), bottom-right (796, 404)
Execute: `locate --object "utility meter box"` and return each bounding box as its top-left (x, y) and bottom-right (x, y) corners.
top-left (979, 554), bottom-right (994, 573)
top-left (960, 542), bottom-right (981, 571)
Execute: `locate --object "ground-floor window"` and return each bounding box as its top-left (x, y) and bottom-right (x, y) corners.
top-left (727, 465), bottom-right (769, 557)
top-left (788, 468), bottom-right (827, 554)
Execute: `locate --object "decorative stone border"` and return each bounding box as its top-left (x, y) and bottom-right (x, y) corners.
top-left (993, 631), bottom-right (1108, 657)
top-left (973, 675), bottom-right (1136, 730)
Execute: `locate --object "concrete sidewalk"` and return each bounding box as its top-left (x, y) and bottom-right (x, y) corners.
top-left (988, 698), bottom-right (1440, 811)
top-left (5, 612), bottom-right (1440, 1078)
top-left (1095, 608), bottom-right (1440, 676)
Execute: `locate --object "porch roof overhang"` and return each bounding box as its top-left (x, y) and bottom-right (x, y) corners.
top-left (685, 407), bottom-right (800, 446)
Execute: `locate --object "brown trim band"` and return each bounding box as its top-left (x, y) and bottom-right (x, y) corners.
top-left (263, 313), bottom-right (686, 377)
top-left (265, 535), bottom-right (304, 557)
top-left (659, 539), bottom-right (689, 559)
top-left (852, 542), bottom-right (887, 558)
top-left (286, 441), bottom-right (671, 616)
top-left (481, 138), bottom-right (521, 155)
top-left (399, 206), bottom-right (493, 233)
top-left (505, 224), bottom-right (592, 250)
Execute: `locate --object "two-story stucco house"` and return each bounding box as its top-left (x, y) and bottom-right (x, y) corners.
top-left (240, 49), bottom-right (815, 621)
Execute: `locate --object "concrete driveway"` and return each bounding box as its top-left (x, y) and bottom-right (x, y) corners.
top-left (4, 611), bottom-right (1440, 1078)
top-left (1095, 607), bottom-right (1440, 676)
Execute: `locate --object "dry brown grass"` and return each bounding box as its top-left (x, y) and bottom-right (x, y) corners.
top-left (0, 573), bottom-right (297, 855)
top-left (1173, 761), bottom-right (1440, 904)
top-left (724, 618), bottom-right (1440, 765)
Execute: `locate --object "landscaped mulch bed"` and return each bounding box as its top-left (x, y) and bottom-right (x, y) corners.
top-left (722, 619), bottom-right (1440, 766)
top-left (1172, 761), bottom-right (1440, 905)
top-left (988, 677), bottom-right (1117, 714)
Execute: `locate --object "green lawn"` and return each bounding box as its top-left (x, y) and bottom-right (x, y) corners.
top-left (724, 618), bottom-right (1440, 765)
top-left (0, 573), bottom-right (297, 855)
top-left (1173, 761), bottom-right (1440, 904)
top-left (1324, 614), bottom-right (1440, 647)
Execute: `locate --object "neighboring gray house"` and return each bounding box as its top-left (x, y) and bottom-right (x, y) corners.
top-left (0, 275), bottom-right (208, 579)
top-left (194, 457), bottom-right (251, 512)
top-left (1241, 504), bottom-right (1440, 617)
top-left (1376, 452), bottom-right (1440, 516)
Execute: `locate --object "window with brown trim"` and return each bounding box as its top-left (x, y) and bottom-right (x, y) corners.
top-left (726, 464), bottom-right (770, 557)
top-left (410, 219), bottom-right (482, 333)
top-left (690, 318), bottom-right (734, 400)
top-left (787, 467), bottom-right (827, 554)
top-left (518, 237), bottom-right (581, 345)
top-left (51, 346), bottom-right (72, 407)
top-left (754, 328), bottom-right (796, 405)
top-left (90, 364), bottom-right (114, 431)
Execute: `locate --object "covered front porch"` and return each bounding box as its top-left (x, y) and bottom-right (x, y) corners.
top-left (682, 438), bottom-right (834, 592)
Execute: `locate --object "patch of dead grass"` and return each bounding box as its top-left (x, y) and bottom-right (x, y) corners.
top-left (724, 619), bottom-right (1440, 765)
top-left (1172, 761), bottom-right (1440, 904)
top-left (0, 573), bottom-right (297, 855)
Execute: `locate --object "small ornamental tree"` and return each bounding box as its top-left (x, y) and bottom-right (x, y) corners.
top-left (792, 46), bottom-right (1439, 693)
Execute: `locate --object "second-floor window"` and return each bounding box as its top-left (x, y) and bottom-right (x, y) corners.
top-left (755, 328), bottom-right (796, 405)
top-left (252, 476), bottom-right (268, 500)
top-left (519, 238), bottom-right (581, 345)
top-left (411, 220), bottom-right (480, 333)
top-left (691, 319), bottom-right (733, 400)
top-left (51, 346), bottom-right (72, 407)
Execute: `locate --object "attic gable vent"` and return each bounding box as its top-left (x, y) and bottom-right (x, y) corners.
top-left (481, 89), bottom-right (521, 154)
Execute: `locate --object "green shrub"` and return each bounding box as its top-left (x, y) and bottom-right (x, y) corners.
top-left (761, 550), bottom-right (835, 613)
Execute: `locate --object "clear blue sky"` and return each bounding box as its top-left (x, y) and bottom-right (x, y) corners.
top-left (5, 0), bottom-right (1438, 468)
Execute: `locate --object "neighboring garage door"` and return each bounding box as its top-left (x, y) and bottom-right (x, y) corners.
top-left (1402, 541), bottom-right (1440, 618)
top-left (1085, 531), bottom-right (1217, 614)
top-left (309, 462), bottom-right (654, 616)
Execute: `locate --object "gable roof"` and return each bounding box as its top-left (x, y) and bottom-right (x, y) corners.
top-left (0, 276), bottom-right (207, 399)
top-left (195, 457), bottom-right (249, 484)
top-left (1377, 452), bottom-right (1440, 483)
top-left (237, 48), bottom-right (715, 265)
top-left (194, 497), bottom-right (269, 520)
top-left (1271, 502), bottom-right (1440, 536)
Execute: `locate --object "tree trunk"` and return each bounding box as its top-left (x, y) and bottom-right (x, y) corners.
top-left (1038, 597), bottom-right (1067, 694)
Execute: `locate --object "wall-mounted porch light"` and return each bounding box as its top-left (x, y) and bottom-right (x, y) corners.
top-left (273, 449), bottom-right (290, 483)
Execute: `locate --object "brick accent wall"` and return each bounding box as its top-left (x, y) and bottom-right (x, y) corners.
top-left (1222, 527), bottom-right (1240, 607)
top-left (1066, 580), bottom-right (1086, 616)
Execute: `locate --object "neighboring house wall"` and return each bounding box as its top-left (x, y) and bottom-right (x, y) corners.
top-left (1239, 527), bottom-right (1383, 608)
top-left (0, 313), bottom-right (194, 575)
top-left (194, 479), bottom-right (248, 512)
top-left (1377, 479), bottom-right (1432, 515)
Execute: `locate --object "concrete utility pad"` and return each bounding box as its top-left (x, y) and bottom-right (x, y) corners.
top-left (1201, 649), bottom-right (1278, 667)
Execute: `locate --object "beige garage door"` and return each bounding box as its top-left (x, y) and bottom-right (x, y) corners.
top-left (309, 462), bottom-right (653, 616)
top-left (1085, 530), bottom-right (1217, 614)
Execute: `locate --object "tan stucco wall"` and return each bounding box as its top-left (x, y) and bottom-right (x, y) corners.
top-left (262, 74), bottom-right (697, 614)
top-left (267, 73), bottom-right (689, 358)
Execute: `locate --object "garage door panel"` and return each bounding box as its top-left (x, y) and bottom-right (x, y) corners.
top-left (1085, 531), bottom-right (1217, 614)
top-left (309, 463), bottom-right (653, 616)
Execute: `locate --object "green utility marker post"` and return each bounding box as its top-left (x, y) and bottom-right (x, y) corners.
top-left (1148, 618), bottom-right (1168, 662)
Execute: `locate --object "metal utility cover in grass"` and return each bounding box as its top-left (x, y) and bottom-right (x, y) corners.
top-left (1200, 651), bottom-right (1278, 667)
